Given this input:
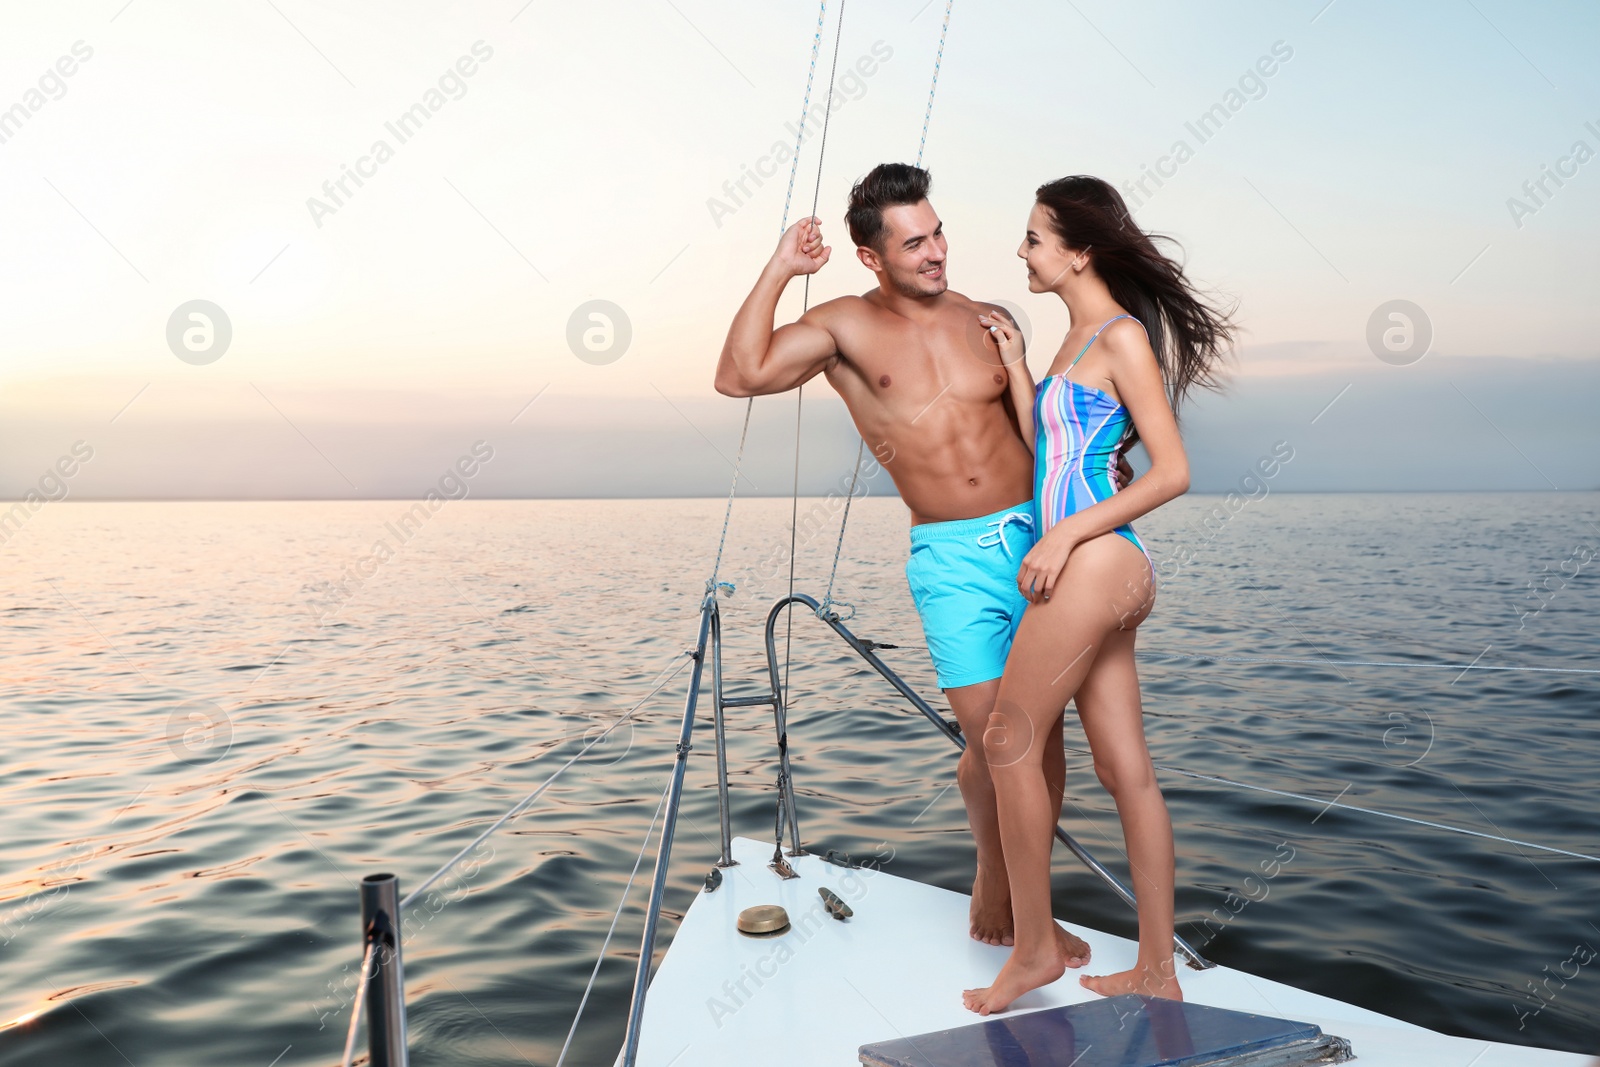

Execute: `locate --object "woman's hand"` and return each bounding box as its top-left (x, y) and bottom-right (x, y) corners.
top-left (1114, 450), bottom-right (1135, 490)
top-left (983, 307), bottom-right (1038, 455)
top-left (977, 311), bottom-right (1025, 369)
top-left (1017, 526), bottom-right (1078, 603)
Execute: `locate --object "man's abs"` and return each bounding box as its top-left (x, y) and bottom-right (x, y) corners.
top-left (884, 407), bottom-right (1035, 524)
top-left (821, 292), bottom-right (1035, 525)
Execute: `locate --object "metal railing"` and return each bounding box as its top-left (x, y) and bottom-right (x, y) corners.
top-left (335, 648), bottom-right (697, 1067)
top-left (719, 592), bottom-right (1213, 972)
top-left (340, 584), bottom-right (1213, 1066)
top-left (618, 593), bottom-right (714, 1066)
top-left (333, 587), bottom-right (1600, 1063)
top-left (353, 874), bottom-right (407, 1067)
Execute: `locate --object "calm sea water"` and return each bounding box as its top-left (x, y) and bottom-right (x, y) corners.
top-left (1, 494), bottom-right (1597, 1064)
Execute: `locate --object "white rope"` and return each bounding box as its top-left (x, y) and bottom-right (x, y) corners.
top-left (706, 399), bottom-right (754, 591)
top-left (827, 645), bottom-right (1598, 678)
top-left (914, 0), bottom-right (955, 168)
top-left (782, 0), bottom-right (849, 702)
top-left (1056, 740), bottom-right (1600, 863)
top-left (815, 3), bottom-right (952, 618)
top-left (553, 778), bottom-right (672, 1067)
top-left (708, 0), bottom-right (832, 596)
top-left (399, 651), bottom-right (693, 909)
top-left (720, 1), bottom-right (957, 615)
top-left (338, 940), bottom-right (378, 1067)
top-left (819, 437), bottom-right (865, 618)
top-left (779, 0), bottom-right (831, 234)
top-left (1143, 650), bottom-right (1600, 676)
top-left (1158, 764), bottom-right (1600, 864)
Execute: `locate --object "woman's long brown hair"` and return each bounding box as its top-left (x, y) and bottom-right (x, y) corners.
top-left (1036, 175), bottom-right (1235, 423)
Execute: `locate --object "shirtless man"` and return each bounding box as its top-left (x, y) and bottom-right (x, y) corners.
top-left (717, 163), bottom-right (1111, 963)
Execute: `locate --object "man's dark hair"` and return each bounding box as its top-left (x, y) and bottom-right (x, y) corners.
top-left (845, 163), bottom-right (932, 250)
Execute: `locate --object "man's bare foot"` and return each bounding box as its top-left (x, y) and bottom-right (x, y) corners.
top-left (1080, 960), bottom-right (1182, 1000)
top-left (1055, 924), bottom-right (1091, 968)
top-left (962, 940), bottom-right (1069, 1015)
top-left (969, 865), bottom-right (1014, 946)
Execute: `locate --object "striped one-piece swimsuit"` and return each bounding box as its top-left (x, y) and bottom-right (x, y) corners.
top-left (1034, 314), bottom-right (1151, 568)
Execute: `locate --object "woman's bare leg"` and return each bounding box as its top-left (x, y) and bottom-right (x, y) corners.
top-left (947, 680), bottom-right (1074, 949)
top-left (962, 535), bottom-right (1153, 1014)
top-left (1075, 625), bottom-right (1180, 999)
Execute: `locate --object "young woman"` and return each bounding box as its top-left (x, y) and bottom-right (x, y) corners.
top-left (963, 176), bottom-right (1232, 1013)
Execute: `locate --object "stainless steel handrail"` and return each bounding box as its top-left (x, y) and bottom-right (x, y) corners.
top-left (707, 604), bottom-right (737, 869)
top-left (763, 599), bottom-right (805, 858)
top-left (358, 874), bottom-right (408, 1067)
top-left (619, 592), bottom-right (715, 1066)
top-left (721, 592), bottom-right (1213, 971)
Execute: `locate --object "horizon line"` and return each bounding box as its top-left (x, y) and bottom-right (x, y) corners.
top-left (6, 488), bottom-right (1598, 504)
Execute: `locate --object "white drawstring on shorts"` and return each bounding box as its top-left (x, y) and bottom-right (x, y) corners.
top-left (975, 511), bottom-right (1035, 559)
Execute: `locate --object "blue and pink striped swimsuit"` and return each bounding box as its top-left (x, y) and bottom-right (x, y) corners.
top-left (1034, 314), bottom-right (1150, 566)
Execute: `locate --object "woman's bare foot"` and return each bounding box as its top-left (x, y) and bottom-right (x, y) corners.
top-left (1080, 959), bottom-right (1182, 1000)
top-left (970, 865), bottom-right (1014, 946)
top-left (962, 939), bottom-right (1069, 1015)
top-left (1055, 924), bottom-right (1091, 968)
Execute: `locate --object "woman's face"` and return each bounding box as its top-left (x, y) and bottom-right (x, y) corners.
top-left (1018, 202), bottom-right (1076, 293)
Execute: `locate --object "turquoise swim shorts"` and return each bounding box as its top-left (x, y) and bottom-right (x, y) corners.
top-left (904, 501), bottom-right (1038, 690)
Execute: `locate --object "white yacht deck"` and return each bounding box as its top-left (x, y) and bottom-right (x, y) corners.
top-left (626, 837), bottom-right (1591, 1066)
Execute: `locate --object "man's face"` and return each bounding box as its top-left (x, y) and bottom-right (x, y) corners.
top-left (860, 200), bottom-right (948, 297)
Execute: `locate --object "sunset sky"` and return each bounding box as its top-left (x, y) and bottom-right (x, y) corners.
top-left (2, 0), bottom-right (1597, 497)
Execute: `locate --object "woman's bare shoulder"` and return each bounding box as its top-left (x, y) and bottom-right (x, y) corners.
top-left (1098, 315), bottom-right (1155, 365)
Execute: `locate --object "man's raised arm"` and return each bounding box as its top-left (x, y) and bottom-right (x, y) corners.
top-left (715, 218), bottom-right (840, 397)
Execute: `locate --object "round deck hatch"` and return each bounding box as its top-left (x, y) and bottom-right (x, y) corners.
top-left (737, 904), bottom-right (790, 937)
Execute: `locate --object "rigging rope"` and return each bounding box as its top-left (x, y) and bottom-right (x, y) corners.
top-left (338, 940), bottom-right (378, 1067)
top-left (329, 627), bottom-right (692, 1055)
top-left (707, 0), bottom-right (832, 594)
top-left (1159, 763), bottom-right (1600, 864)
top-left (783, 0), bottom-right (848, 685)
top-left (706, 400), bottom-right (753, 591)
top-left (1143, 650), bottom-right (1600, 676)
top-left (914, 0), bottom-right (956, 169)
top-left (709, 0), bottom-right (956, 860)
top-left (817, 0), bottom-right (955, 619)
top-left (719, 0), bottom-right (958, 609)
top-left (399, 651), bottom-right (693, 909)
top-left (778, 0), bottom-right (849, 862)
top-left (784, 0), bottom-right (851, 675)
top-left (818, 436), bottom-right (866, 618)
top-left (1048, 741), bottom-right (1600, 863)
top-left (851, 645), bottom-right (1600, 678)
top-left (554, 778), bottom-right (672, 1067)
top-left (780, 1), bottom-right (833, 236)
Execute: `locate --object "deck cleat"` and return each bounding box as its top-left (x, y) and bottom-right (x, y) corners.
top-left (818, 886), bottom-right (853, 920)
